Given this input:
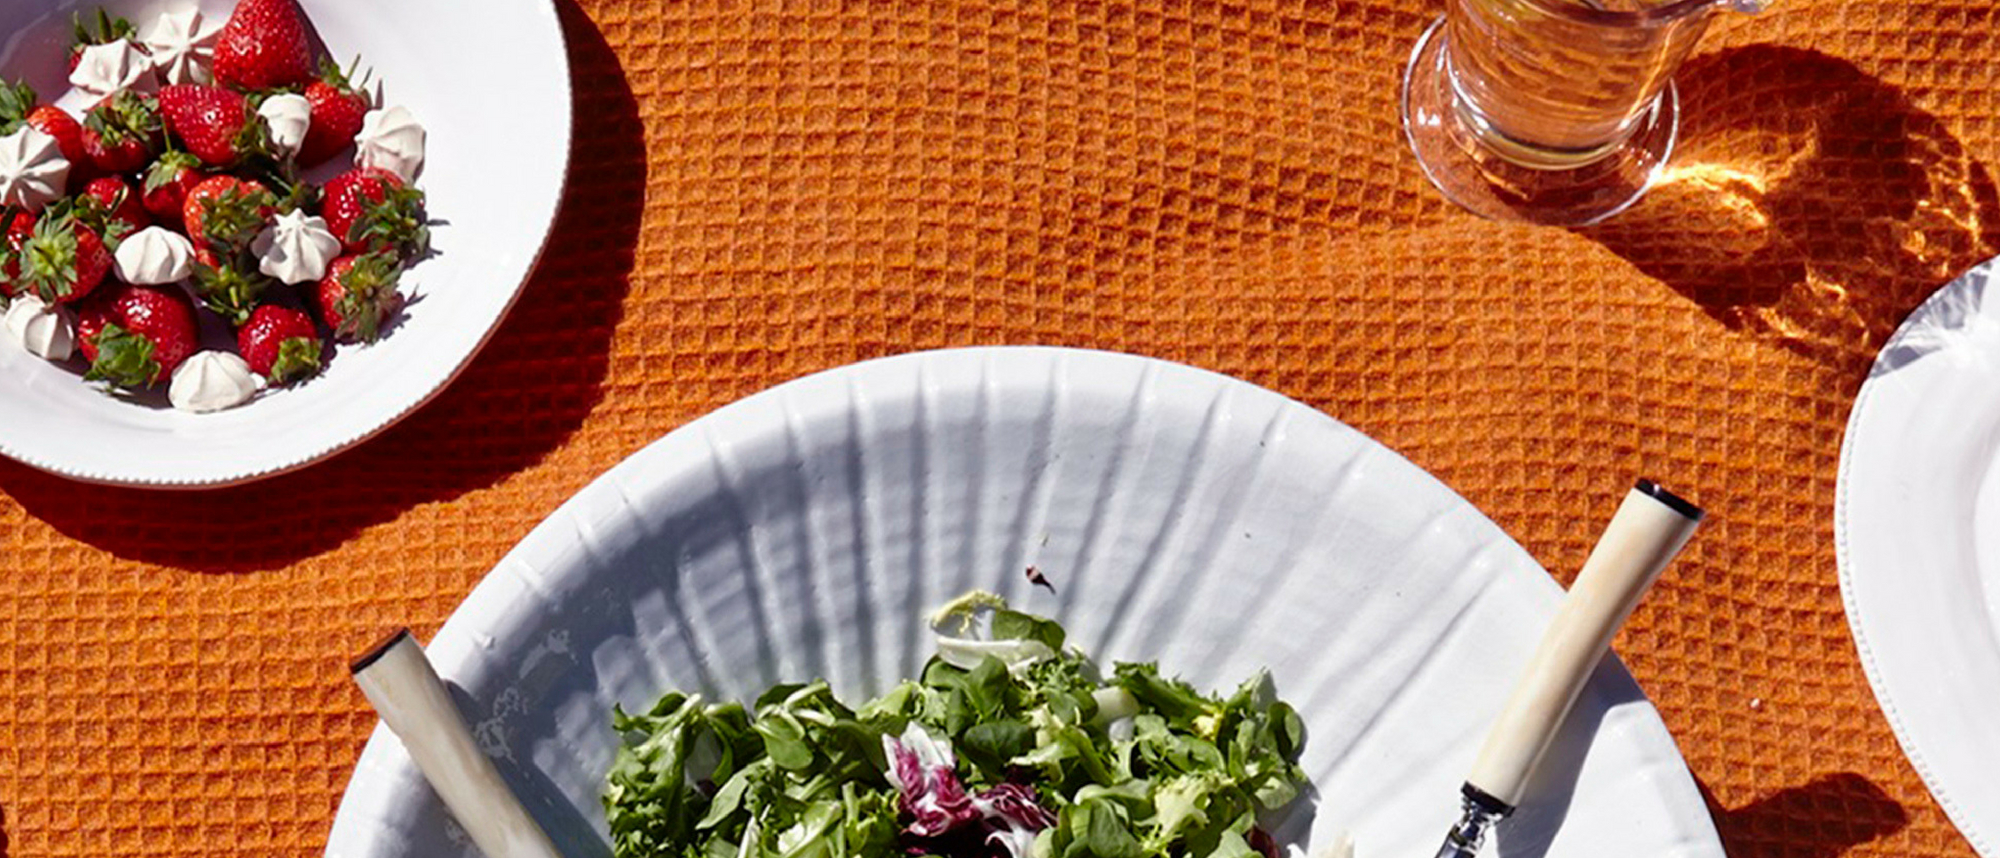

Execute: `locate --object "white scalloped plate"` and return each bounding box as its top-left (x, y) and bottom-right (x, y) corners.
top-left (1839, 259), bottom-right (2000, 857)
top-left (325, 347), bottom-right (1722, 858)
top-left (0, 0), bottom-right (569, 487)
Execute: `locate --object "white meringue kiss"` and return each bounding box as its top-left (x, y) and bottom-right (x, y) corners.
top-left (168, 350), bottom-right (258, 413)
top-left (253, 209), bottom-right (342, 285)
top-left (0, 126), bottom-right (70, 212)
top-left (114, 226), bottom-right (196, 285)
top-left (69, 41), bottom-right (159, 101)
top-left (258, 93), bottom-right (311, 158)
top-left (4, 294), bottom-right (76, 361)
top-left (354, 105), bottom-right (426, 183)
top-left (139, 8), bottom-right (221, 86)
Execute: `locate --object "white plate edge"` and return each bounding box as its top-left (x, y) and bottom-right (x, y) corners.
top-left (0, 0), bottom-right (576, 489)
top-left (1836, 259), bottom-right (1998, 858)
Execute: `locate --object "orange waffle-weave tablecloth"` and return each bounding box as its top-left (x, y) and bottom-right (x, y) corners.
top-left (2, 0), bottom-right (1993, 854)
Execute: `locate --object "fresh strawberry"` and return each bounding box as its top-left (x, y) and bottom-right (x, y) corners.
top-left (213, 0), bottom-right (318, 91)
top-left (321, 167), bottom-right (427, 256)
top-left (27, 105), bottom-right (101, 190)
top-left (141, 151), bottom-right (205, 230)
top-left (314, 251), bottom-right (403, 343)
top-left (190, 257), bottom-right (272, 325)
top-left (78, 176), bottom-right (150, 240)
top-left (182, 175), bottom-right (274, 251)
top-left (81, 91), bottom-right (161, 174)
top-left (159, 84), bottom-right (264, 167)
top-left (237, 303), bottom-right (321, 383)
top-left (16, 209), bottom-right (112, 305)
top-left (0, 81), bottom-right (99, 189)
top-left (296, 58), bottom-right (368, 167)
top-left (0, 207), bottom-right (35, 296)
top-left (28, 105), bottom-right (91, 172)
top-left (73, 298), bottom-right (106, 362)
top-left (68, 9), bottom-right (137, 75)
top-left (77, 283), bottom-right (197, 388)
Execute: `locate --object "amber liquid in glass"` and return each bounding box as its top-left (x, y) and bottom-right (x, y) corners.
top-left (1444, 0), bottom-right (1711, 168)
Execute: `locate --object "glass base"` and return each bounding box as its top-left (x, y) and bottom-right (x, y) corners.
top-left (1400, 17), bottom-right (1678, 227)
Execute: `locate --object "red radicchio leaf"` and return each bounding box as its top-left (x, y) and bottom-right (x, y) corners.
top-left (884, 724), bottom-right (1056, 858)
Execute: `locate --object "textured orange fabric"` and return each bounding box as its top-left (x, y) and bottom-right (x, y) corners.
top-left (0, 0), bottom-right (1992, 855)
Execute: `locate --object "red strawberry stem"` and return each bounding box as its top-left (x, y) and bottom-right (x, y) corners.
top-left (322, 54), bottom-right (364, 91)
top-left (19, 206), bottom-right (86, 302)
top-left (330, 250), bottom-right (403, 343)
top-left (84, 91), bottom-right (160, 147)
top-left (267, 336), bottom-right (321, 383)
top-left (356, 184), bottom-right (430, 259)
top-left (239, 153), bottom-right (303, 201)
top-left (72, 187), bottom-right (136, 246)
top-left (194, 184), bottom-right (274, 251)
top-left (0, 80), bottom-right (36, 135)
top-left (144, 150), bottom-right (201, 194)
top-left (83, 323), bottom-right (160, 389)
top-left (191, 258), bottom-right (271, 326)
top-left (71, 9), bottom-right (135, 50)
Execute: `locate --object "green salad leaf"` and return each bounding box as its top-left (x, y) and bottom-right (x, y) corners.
top-left (604, 591), bottom-right (1309, 858)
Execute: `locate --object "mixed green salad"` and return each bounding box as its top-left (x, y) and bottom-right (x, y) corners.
top-left (603, 592), bottom-right (1308, 858)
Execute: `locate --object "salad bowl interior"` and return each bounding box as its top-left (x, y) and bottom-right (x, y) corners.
top-left (325, 348), bottom-right (1722, 858)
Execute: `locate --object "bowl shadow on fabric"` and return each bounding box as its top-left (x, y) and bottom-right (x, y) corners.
top-left (1700, 772), bottom-right (1909, 858)
top-left (1579, 45), bottom-right (2000, 380)
top-left (0, 0), bottom-right (643, 573)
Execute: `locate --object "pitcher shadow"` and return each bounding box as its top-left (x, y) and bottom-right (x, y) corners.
top-left (1497, 729), bottom-right (1907, 858)
top-left (1705, 772), bottom-right (1909, 857)
top-left (0, 0), bottom-right (645, 573)
top-left (1578, 45), bottom-right (2000, 381)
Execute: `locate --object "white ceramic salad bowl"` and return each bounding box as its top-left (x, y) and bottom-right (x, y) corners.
top-left (324, 348), bottom-right (1724, 858)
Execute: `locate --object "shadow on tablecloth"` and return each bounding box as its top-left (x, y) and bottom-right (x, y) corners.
top-left (1708, 772), bottom-right (1911, 857)
top-left (0, 0), bottom-right (644, 573)
top-left (1580, 45), bottom-right (2000, 384)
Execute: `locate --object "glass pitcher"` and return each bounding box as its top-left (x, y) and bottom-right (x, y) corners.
top-left (1401, 0), bottom-right (1766, 225)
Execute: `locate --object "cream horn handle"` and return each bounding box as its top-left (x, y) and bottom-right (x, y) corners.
top-left (351, 630), bottom-right (564, 858)
top-left (1462, 480), bottom-right (1704, 810)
